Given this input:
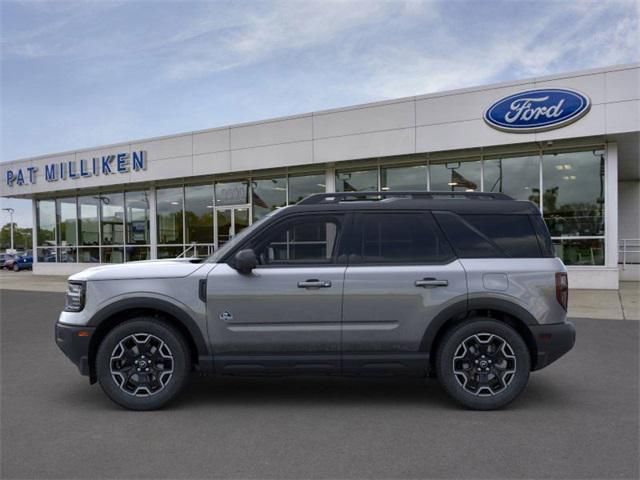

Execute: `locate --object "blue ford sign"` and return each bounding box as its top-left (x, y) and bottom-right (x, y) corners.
top-left (484, 88), bottom-right (591, 133)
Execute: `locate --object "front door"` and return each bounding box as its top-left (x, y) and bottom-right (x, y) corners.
top-left (207, 213), bottom-right (349, 374)
top-left (215, 206), bottom-right (250, 249)
top-left (341, 211), bottom-right (467, 373)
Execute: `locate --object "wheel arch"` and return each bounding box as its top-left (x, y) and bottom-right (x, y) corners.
top-left (87, 298), bottom-right (210, 384)
top-left (422, 298), bottom-right (539, 372)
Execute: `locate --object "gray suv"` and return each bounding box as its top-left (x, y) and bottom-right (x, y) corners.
top-left (55, 191), bottom-right (575, 410)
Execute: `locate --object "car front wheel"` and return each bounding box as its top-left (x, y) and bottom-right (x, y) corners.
top-left (95, 318), bottom-right (191, 410)
top-left (436, 318), bottom-right (530, 410)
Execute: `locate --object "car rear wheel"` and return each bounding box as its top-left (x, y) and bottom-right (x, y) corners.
top-left (96, 318), bottom-right (191, 410)
top-left (12, 263), bottom-right (19, 272)
top-left (436, 318), bottom-right (530, 410)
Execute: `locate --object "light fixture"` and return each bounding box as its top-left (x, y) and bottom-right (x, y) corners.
top-left (317, 183), bottom-right (326, 188)
top-left (564, 164), bottom-right (572, 170)
top-left (448, 182), bottom-right (458, 186)
top-left (465, 189), bottom-right (475, 192)
top-left (170, 201), bottom-right (179, 205)
top-left (381, 186), bottom-right (390, 191)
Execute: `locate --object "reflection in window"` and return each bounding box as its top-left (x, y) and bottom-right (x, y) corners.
top-left (78, 247), bottom-right (100, 263)
top-left (215, 181), bottom-right (248, 206)
top-left (430, 160), bottom-right (480, 191)
top-left (484, 155), bottom-right (540, 204)
top-left (125, 191), bottom-right (150, 245)
top-left (78, 196), bottom-right (100, 246)
top-left (381, 164), bottom-right (428, 191)
top-left (542, 150), bottom-right (605, 237)
top-left (257, 218), bottom-right (340, 265)
top-left (36, 200), bottom-right (56, 246)
top-left (102, 246), bottom-right (124, 263)
top-left (126, 246), bottom-right (150, 262)
top-left (157, 187), bottom-right (183, 244)
top-left (553, 238), bottom-right (604, 265)
top-left (101, 193), bottom-right (124, 245)
top-left (288, 173), bottom-right (325, 204)
top-left (56, 198), bottom-right (77, 246)
top-left (157, 246), bottom-right (183, 259)
top-left (185, 184), bottom-right (214, 243)
top-left (252, 177), bottom-right (286, 221)
top-left (336, 169), bottom-right (378, 192)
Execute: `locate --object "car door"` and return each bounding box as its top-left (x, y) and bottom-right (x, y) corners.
top-left (207, 212), bottom-right (349, 374)
top-left (341, 211), bottom-right (467, 373)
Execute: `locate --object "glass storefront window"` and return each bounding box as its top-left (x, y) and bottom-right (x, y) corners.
top-left (102, 246), bottom-right (124, 263)
top-left (78, 247), bottom-right (100, 263)
top-left (252, 177), bottom-right (286, 221)
top-left (215, 181), bottom-right (248, 206)
top-left (59, 246), bottom-right (77, 263)
top-left (125, 191), bottom-right (150, 245)
top-left (56, 198), bottom-right (77, 246)
top-left (185, 184), bottom-right (214, 244)
top-left (100, 193), bottom-right (124, 245)
top-left (157, 246), bottom-right (183, 259)
top-left (78, 196), bottom-right (100, 246)
top-left (157, 187), bottom-right (183, 244)
top-left (553, 238), bottom-right (605, 265)
top-left (336, 169), bottom-right (378, 192)
top-left (288, 173), bottom-right (325, 204)
top-left (36, 200), bottom-right (56, 246)
top-left (125, 246), bottom-right (150, 262)
top-left (542, 150), bottom-right (605, 237)
top-left (483, 155), bottom-right (541, 204)
top-left (381, 164), bottom-right (428, 191)
top-left (37, 246), bottom-right (57, 263)
top-left (430, 159), bottom-right (480, 191)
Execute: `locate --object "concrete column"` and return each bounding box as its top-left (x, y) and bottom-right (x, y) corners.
top-left (31, 198), bottom-right (38, 267)
top-left (605, 143), bottom-right (619, 274)
top-left (325, 164), bottom-right (336, 193)
top-left (149, 186), bottom-right (157, 259)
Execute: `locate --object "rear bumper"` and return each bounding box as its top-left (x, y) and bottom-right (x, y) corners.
top-left (530, 321), bottom-right (576, 370)
top-left (55, 323), bottom-right (94, 376)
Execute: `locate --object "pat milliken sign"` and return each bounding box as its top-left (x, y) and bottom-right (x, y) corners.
top-left (484, 88), bottom-right (591, 133)
top-left (5, 151), bottom-right (147, 187)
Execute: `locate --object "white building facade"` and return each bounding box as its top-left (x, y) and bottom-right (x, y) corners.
top-left (2, 63), bottom-right (639, 289)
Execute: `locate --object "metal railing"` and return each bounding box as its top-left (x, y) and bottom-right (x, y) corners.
top-left (619, 239), bottom-right (640, 269)
top-left (177, 243), bottom-right (215, 258)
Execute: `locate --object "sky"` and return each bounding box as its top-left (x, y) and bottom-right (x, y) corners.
top-left (1, 0), bottom-right (639, 228)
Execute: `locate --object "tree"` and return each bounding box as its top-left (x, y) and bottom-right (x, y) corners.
top-left (0, 223), bottom-right (32, 251)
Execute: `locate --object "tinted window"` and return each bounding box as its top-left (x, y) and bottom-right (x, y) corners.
top-left (255, 216), bottom-right (341, 265)
top-left (434, 212), bottom-right (501, 258)
top-left (355, 213), bottom-right (453, 264)
top-left (462, 215), bottom-right (541, 258)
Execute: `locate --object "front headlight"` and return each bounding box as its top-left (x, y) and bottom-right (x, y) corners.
top-left (64, 281), bottom-right (86, 312)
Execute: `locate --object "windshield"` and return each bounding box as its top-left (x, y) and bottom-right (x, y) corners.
top-left (206, 208), bottom-right (284, 263)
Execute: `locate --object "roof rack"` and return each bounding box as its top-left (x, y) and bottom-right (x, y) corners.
top-left (297, 191), bottom-right (513, 205)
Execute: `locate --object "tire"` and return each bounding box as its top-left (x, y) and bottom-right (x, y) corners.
top-left (13, 263), bottom-right (19, 272)
top-left (95, 318), bottom-right (191, 410)
top-left (436, 318), bottom-right (530, 410)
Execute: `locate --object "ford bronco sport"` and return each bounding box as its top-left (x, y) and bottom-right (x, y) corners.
top-left (56, 191), bottom-right (575, 410)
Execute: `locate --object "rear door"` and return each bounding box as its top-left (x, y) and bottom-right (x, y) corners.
top-left (341, 211), bottom-right (467, 372)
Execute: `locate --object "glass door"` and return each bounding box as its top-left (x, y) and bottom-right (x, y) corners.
top-left (215, 206), bottom-right (251, 249)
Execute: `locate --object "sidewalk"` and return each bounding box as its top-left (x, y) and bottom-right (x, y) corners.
top-left (1, 270), bottom-right (638, 320)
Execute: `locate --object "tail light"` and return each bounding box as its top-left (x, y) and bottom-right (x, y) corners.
top-left (555, 272), bottom-right (568, 311)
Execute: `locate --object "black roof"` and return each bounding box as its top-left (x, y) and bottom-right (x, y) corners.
top-left (284, 191), bottom-right (540, 215)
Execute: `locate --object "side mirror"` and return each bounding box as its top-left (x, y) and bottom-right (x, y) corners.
top-left (233, 249), bottom-right (257, 274)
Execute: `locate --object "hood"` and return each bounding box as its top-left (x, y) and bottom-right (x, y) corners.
top-left (69, 258), bottom-right (209, 281)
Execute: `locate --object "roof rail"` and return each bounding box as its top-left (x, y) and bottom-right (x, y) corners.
top-left (297, 191), bottom-right (513, 205)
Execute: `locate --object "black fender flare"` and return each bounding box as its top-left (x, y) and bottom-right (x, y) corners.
top-left (87, 297), bottom-right (210, 360)
top-left (420, 297), bottom-right (538, 354)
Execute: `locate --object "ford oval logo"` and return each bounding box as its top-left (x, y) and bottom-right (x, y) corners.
top-left (484, 88), bottom-right (591, 133)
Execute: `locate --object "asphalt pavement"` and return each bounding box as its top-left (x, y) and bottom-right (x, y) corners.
top-left (1, 289), bottom-right (638, 479)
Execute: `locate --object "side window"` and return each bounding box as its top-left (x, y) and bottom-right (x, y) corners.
top-left (254, 216), bottom-right (342, 266)
top-left (355, 213), bottom-right (454, 264)
top-left (461, 215), bottom-right (542, 258)
top-left (433, 211), bottom-right (502, 258)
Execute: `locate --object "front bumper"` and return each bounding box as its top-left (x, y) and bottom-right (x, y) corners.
top-left (55, 323), bottom-right (95, 376)
top-left (530, 321), bottom-right (576, 370)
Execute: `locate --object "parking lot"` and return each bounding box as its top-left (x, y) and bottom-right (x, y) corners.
top-left (1, 288), bottom-right (638, 479)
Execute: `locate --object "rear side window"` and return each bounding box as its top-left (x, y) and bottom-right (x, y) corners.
top-left (434, 211), bottom-right (542, 258)
top-left (354, 213), bottom-right (454, 264)
top-left (462, 215), bottom-right (542, 257)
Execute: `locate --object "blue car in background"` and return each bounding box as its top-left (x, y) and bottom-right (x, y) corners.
top-left (12, 252), bottom-right (33, 271)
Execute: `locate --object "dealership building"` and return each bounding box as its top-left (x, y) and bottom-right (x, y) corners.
top-left (1, 63), bottom-right (638, 289)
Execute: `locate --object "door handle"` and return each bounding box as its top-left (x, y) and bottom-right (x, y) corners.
top-left (415, 278), bottom-right (448, 288)
top-left (298, 279), bottom-right (332, 289)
